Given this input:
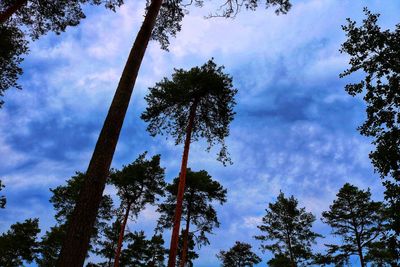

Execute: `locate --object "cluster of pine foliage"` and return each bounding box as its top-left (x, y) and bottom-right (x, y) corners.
top-left (0, 0), bottom-right (399, 266)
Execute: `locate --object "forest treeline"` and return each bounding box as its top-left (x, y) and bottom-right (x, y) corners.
top-left (0, 166), bottom-right (398, 266)
top-left (0, 0), bottom-right (399, 266)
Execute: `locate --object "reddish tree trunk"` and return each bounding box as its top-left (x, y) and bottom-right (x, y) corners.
top-left (167, 100), bottom-right (198, 267)
top-left (179, 204), bottom-right (191, 267)
top-left (113, 202), bottom-right (131, 267)
top-left (57, 1), bottom-right (163, 266)
top-left (0, 0), bottom-right (28, 23)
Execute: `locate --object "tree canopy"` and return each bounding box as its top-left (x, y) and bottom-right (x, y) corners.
top-left (217, 241), bottom-right (262, 267)
top-left (340, 7), bottom-right (400, 236)
top-left (141, 59), bottom-right (237, 164)
top-left (255, 192), bottom-right (321, 267)
top-left (321, 183), bottom-right (385, 267)
top-left (0, 218), bottom-right (40, 267)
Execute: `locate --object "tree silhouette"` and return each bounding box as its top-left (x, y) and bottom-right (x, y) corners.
top-left (142, 60), bottom-right (234, 266)
top-left (321, 183), bottom-right (385, 267)
top-left (156, 169), bottom-right (227, 266)
top-left (93, 220), bottom-right (122, 267)
top-left (109, 152), bottom-right (165, 267)
top-left (37, 172), bottom-right (114, 266)
top-left (217, 241), bottom-right (261, 267)
top-left (0, 180), bottom-right (5, 208)
top-left (255, 192), bottom-right (321, 267)
top-left (0, 218), bottom-right (40, 266)
top-left (60, 1), bottom-right (291, 264)
top-left (340, 8), bottom-right (400, 254)
top-left (119, 231), bottom-right (167, 267)
top-left (0, 0), bottom-right (123, 106)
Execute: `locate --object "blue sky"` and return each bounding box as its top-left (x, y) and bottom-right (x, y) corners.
top-left (1, 0), bottom-right (400, 266)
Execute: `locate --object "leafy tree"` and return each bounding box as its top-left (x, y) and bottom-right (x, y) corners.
top-left (0, 0), bottom-right (123, 106)
top-left (157, 169), bottom-right (227, 267)
top-left (0, 180), bottom-right (6, 208)
top-left (119, 231), bottom-right (167, 267)
top-left (0, 22), bottom-right (27, 107)
top-left (94, 220), bottom-right (122, 267)
top-left (340, 8), bottom-right (400, 257)
top-left (142, 60), bottom-right (235, 266)
top-left (217, 241), bottom-right (261, 267)
top-left (0, 218), bottom-right (40, 266)
top-left (267, 253), bottom-right (293, 267)
top-left (61, 1), bottom-right (292, 264)
top-left (255, 192), bottom-right (321, 267)
top-left (36, 172), bottom-right (114, 266)
top-left (109, 152), bottom-right (165, 267)
top-left (321, 183), bottom-right (385, 267)
top-left (176, 231), bottom-right (198, 267)
top-left (36, 224), bottom-right (67, 267)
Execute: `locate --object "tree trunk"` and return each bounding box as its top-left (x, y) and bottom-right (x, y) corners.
top-left (57, 1), bottom-right (163, 266)
top-left (0, 0), bottom-right (28, 23)
top-left (180, 200), bottom-right (192, 267)
top-left (286, 233), bottom-right (296, 267)
top-left (113, 202), bottom-right (131, 267)
top-left (167, 100), bottom-right (198, 267)
top-left (356, 236), bottom-right (365, 267)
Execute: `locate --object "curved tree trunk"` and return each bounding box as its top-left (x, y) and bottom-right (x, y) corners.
top-left (57, 1), bottom-right (163, 266)
top-left (167, 100), bottom-right (198, 267)
top-left (113, 202), bottom-right (131, 267)
top-left (0, 0), bottom-right (28, 23)
top-left (179, 203), bottom-right (191, 267)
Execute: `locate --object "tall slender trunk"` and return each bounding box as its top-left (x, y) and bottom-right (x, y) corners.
top-left (113, 202), bottom-right (131, 267)
top-left (167, 100), bottom-right (198, 267)
top-left (286, 233), bottom-right (296, 267)
top-left (355, 235), bottom-right (365, 267)
top-left (57, 1), bottom-right (163, 266)
top-left (180, 198), bottom-right (192, 267)
top-left (0, 0), bottom-right (28, 23)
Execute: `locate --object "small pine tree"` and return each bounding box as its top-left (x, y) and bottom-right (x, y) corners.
top-left (255, 192), bottom-right (321, 267)
top-left (217, 241), bottom-right (261, 267)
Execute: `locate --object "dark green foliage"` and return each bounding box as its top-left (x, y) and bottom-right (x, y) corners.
top-left (36, 224), bottom-right (67, 267)
top-left (321, 183), bottom-right (385, 266)
top-left (217, 241), bottom-right (261, 267)
top-left (141, 59), bottom-right (237, 164)
top-left (0, 0), bottom-right (123, 105)
top-left (157, 169), bottom-right (227, 246)
top-left (50, 172), bottom-right (114, 226)
top-left (36, 172), bottom-right (114, 265)
top-left (176, 231), bottom-right (198, 267)
top-left (0, 0), bottom-right (124, 38)
top-left (340, 8), bottom-right (400, 238)
top-left (0, 22), bottom-right (28, 107)
top-left (0, 180), bottom-right (5, 208)
top-left (0, 218), bottom-right (40, 266)
top-left (110, 152), bottom-right (166, 217)
top-left (267, 253), bottom-right (292, 267)
top-left (255, 192), bottom-right (321, 267)
top-left (119, 231), bottom-right (167, 267)
top-left (94, 220), bottom-right (121, 266)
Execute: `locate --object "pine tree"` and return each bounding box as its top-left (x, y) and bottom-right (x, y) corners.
top-left (109, 152), bottom-right (165, 267)
top-left (61, 1), bottom-right (292, 264)
top-left (255, 192), bottom-right (321, 267)
top-left (340, 8), bottom-right (400, 259)
top-left (156, 169), bottom-right (227, 267)
top-left (217, 241), bottom-right (262, 267)
top-left (321, 183), bottom-right (385, 267)
top-left (0, 218), bottom-right (40, 266)
top-left (142, 60), bottom-right (234, 266)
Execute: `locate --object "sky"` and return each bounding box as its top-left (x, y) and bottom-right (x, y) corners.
top-left (1, 0), bottom-right (400, 266)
